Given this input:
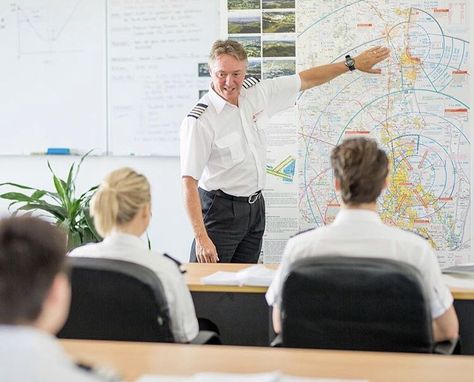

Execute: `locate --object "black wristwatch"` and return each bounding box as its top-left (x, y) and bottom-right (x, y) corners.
top-left (345, 55), bottom-right (356, 71)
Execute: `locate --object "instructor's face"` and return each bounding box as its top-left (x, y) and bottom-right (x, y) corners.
top-left (210, 54), bottom-right (246, 106)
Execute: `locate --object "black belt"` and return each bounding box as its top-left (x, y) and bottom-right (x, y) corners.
top-left (204, 189), bottom-right (262, 204)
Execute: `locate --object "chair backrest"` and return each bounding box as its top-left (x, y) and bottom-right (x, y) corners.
top-left (281, 256), bottom-right (434, 353)
top-left (58, 257), bottom-right (174, 342)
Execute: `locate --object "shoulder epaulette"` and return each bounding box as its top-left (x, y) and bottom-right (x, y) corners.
top-left (242, 76), bottom-right (261, 89)
top-left (187, 102), bottom-right (208, 119)
top-left (163, 253), bottom-right (186, 274)
top-left (402, 229), bottom-right (429, 241)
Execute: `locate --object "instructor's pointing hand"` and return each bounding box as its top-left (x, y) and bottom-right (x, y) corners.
top-left (355, 46), bottom-right (390, 74)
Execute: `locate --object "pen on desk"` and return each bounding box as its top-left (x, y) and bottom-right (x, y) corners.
top-left (76, 362), bottom-right (123, 382)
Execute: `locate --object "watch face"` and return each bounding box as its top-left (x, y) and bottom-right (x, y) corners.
top-left (345, 56), bottom-right (355, 70)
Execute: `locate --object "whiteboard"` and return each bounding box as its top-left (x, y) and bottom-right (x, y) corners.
top-left (0, 0), bottom-right (220, 156)
top-left (107, 0), bottom-right (220, 156)
top-left (0, 0), bottom-right (107, 155)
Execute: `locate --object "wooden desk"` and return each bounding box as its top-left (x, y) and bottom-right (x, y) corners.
top-left (185, 263), bottom-right (474, 299)
top-left (185, 263), bottom-right (274, 346)
top-left (185, 263), bottom-right (474, 353)
top-left (62, 339), bottom-right (474, 382)
top-left (450, 287), bottom-right (474, 300)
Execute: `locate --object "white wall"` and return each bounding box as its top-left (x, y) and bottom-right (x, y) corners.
top-left (0, 155), bottom-right (193, 262)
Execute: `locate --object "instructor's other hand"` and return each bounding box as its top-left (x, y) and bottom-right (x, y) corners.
top-left (196, 235), bottom-right (219, 263)
top-left (355, 46), bottom-right (390, 74)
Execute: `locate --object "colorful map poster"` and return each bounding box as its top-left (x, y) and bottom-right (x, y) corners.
top-left (298, 1), bottom-right (470, 266)
top-left (224, 1), bottom-right (470, 266)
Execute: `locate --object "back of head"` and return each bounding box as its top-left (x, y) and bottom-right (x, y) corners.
top-left (331, 137), bottom-right (389, 205)
top-left (0, 216), bottom-right (66, 324)
top-left (91, 167), bottom-right (151, 237)
top-left (208, 39), bottom-right (248, 70)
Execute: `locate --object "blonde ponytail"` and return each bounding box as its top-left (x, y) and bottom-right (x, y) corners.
top-left (90, 168), bottom-right (151, 237)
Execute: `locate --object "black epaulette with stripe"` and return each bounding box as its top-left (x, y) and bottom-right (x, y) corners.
top-left (242, 76), bottom-right (261, 89)
top-left (290, 227), bottom-right (315, 238)
top-left (187, 102), bottom-right (208, 119)
top-left (163, 253), bottom-right (186, 274)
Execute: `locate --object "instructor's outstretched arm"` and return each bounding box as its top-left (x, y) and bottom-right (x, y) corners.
top-left (299, 46), bottom-right (390, 91)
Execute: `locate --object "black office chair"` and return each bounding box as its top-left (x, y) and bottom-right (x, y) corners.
top-left (276, 256), bottom-right (457, 353)
top-left (58, 257), bottom-right (219, 344)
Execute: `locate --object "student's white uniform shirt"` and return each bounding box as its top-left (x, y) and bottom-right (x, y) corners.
top-left (266, 209), bottom-right (453, 319)
top-left (0, 326), bottom-right (102, 382)
top-left (180, 75), bottom-right (301, 197)
top-left (69, 232), bottom-right (199, 343)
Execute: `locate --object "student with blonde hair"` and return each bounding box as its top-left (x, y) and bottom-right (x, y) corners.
top-left (69, 167), bottom-right (199, 343)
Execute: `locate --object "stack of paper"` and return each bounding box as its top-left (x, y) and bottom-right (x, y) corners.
top-left (441, 263), bottom-right (474, 289)
top-left (200, 265), bottom-right (276, 287)
top-left (442, 274), bottom-right (474, 290)
top-left (442, 264), bottom-right (474, 275)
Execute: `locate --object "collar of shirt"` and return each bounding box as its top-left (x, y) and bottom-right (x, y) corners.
top-left (207, 83), bottom-right (246, 114)
top-left (332, 208), bottom-right (382, 226)
top-left (104, 231), bottom-right (149, 250)
top-left (0, 325), bottom-right (69, 361)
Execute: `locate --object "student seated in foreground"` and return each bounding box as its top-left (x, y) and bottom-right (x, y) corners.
top-left (0, 216), bottom-right (108, 382)
top-left (266, 137), bottom-right (459, 342)
top-left (69, 167), bottom-right (199, 343)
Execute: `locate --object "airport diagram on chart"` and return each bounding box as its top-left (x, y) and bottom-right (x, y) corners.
top-left (297, 0), bottom-right (470, 266)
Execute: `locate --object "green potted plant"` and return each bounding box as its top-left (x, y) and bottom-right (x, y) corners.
top-left (0, 151), bottom-right (101, 250)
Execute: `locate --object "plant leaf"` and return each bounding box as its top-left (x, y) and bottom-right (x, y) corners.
top-left (49, 170), bottom-right (72, 214)
top-left (78, 185), bottom-right (99, 201)
top-left (17, 202), bottom-right (67, 220)
top-left (0, 192), bottom-right (34, 202)
top-left (83, 207), bottom-right (102, 241)
top-left (68, 230), bottom-right (82, 251)
top-left (0, 182), bottom-right (37, 191)
top-left (66, 162), bottom-right (76, 198)
top-left (73, 149), bottom-right (94, 185)
top-left (31, 190), bottom-right (47, 199)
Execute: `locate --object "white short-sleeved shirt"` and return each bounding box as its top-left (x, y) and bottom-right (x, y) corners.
top-left (266, 209), bottom-right (453, 319)
top-left (180, 75), bottom-right (301, 197)
top-left (69, 232), bottom-right (199, 343)
top-left (0, 326), bottom-right (102, 382)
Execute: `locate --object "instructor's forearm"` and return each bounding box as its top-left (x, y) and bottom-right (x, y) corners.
top-left (299, 62), bottom-right (348, 91)
top-left (182, 176), bottom-right (207, 239)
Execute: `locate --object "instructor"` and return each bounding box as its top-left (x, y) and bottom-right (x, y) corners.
top-left (180, 40), bottom-right (389, 263)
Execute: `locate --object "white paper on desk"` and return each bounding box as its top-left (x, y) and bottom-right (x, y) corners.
top-left (442, 263), bottom-right (474, 276)
top-left (200, 265), bottom-right (276, 287)
top-left (136, 372), bottom-right (367, 382)
top-left (442, 274), bottom-right (474, 289)
top-left (200, 271), bottom-right (240, 286)
top-left (235, 265), bottom-right (276, 286)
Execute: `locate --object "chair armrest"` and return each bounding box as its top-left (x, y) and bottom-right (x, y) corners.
top-left (270, 333), bottom-right (282, 347)
top-left (189, 330), bottom-right (222, 345)
top-left (433, 337), bottom-right (460, 354)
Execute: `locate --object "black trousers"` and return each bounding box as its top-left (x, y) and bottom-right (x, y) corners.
top-left (190, 188), bottom-right (265, 263)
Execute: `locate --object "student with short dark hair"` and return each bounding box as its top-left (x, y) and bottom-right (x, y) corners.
top-left (0, 216), bottom-right (104, 381)
top-left (266, 137), bottom-right (459, 342)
